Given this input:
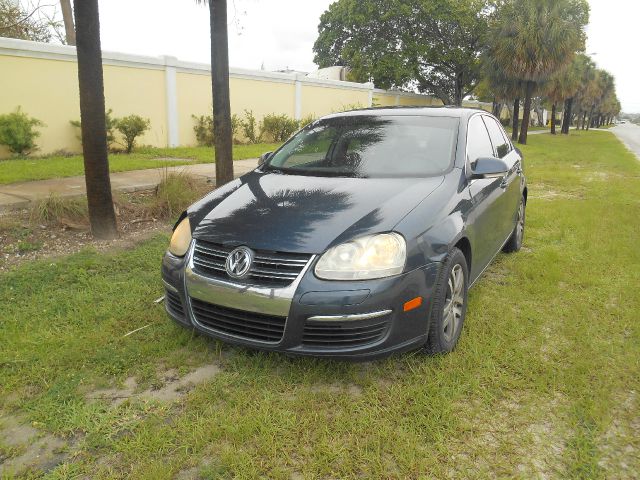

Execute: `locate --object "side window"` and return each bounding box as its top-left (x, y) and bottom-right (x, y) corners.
top-left (483, 116), bottom-right (511, 159)
top-left (466, 115), bottom-right (494, 165)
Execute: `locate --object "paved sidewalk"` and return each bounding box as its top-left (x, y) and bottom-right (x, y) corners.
top-left (0, 158), bottom-right (259, 211)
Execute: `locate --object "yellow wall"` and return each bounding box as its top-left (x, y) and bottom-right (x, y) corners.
top-left (0, 39), bottom-right (439, 158)
top-left (373, 93), bottom-right (397, 107)
top-left (103, 64), bottom-right (167, 149)
top-left (301, 84), bottom-right (370, 117)
top-left (0, 55), bottom-right (80, 157)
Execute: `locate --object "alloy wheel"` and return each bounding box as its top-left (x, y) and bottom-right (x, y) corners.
top-left (442, 264), bottom-right (464, 342)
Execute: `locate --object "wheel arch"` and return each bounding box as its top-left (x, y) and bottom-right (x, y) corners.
top-left (453, 236), bottom-right (472, 273)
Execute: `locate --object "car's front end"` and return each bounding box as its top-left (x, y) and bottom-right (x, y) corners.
top-left (162, 234), bottom-right (440, 360)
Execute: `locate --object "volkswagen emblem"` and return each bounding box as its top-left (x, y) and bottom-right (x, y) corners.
top-left (225, 246), bottom-right (254, 278)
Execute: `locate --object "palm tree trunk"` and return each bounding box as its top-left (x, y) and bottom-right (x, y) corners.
top-left (586, 107), bottom-right (594, 131)
top-left (60, 0), bottom-right (76, 45)
top-left (518, 81), bottom-right (534, 145)
top-left (209, 0), bottom-right (234, 186)
top-left (512, 97), bottom-right (520, 142)
top-left (561, 98), bottom-right (573, 134)
top-left (550, 103), bottom-right (557, 134)
top-left (581, 111), bottom-right (587, 130)
top-left (73, 0), bottom-right (117, 239)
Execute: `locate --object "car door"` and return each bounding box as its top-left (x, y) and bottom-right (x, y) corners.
top-left (465, 114), bottom-right (508, 279)
top-left (482, 116), bottom-right (521, 241)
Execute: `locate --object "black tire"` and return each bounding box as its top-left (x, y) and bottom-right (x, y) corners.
top-left (425, 247), bottom-right (469, 355)
top-left (503, 196), bottom-right (526, 253)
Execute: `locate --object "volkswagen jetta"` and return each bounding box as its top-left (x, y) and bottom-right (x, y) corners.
top-left (162, 107), bottom-right (527, 360)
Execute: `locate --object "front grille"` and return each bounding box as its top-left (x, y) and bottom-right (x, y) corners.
top-left (302, 318), bottom-right (389, 348)
top-left (165, 289), bottom-right (184, 318)
top-left (190, 298), bottom-right (286, 343)
top-left (192, 240), bottom-right (311, 288)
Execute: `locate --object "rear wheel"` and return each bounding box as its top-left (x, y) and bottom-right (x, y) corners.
top-left (425, 248), bottom-right (468, 355)
top-left (503, 196), bottom-right (526, 253)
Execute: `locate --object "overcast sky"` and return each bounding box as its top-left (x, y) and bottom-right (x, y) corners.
top-left (91, 0), bottom-right (639, 112)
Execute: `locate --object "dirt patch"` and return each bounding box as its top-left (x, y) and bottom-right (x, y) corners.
top-left (88, 364), bottom-right (222, 405)
top-left (0, 205), bottom-right (171, 273)
top-left (529, 188), bottom-right (582, 200)
top-left (597, 390), bottom-right (640, 479)
top-left (447, 394), bottom-right (568, 478)
top-left (0, 416), bottom-right (69, 476)
top-left (310, 382), bottom-right (363, 397)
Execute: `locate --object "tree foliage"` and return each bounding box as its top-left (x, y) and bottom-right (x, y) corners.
top-left (0, 0), bottom-right (53, 42)
top-left (313, 0), bottom-right (491, 105)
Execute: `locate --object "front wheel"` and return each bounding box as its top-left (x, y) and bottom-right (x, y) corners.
top-left (425, 248), bottom-right (469, 355)
top-left (503, 196), bottom-right (526, 253)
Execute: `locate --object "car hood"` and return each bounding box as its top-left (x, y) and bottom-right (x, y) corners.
top-left (190, 170), bottom-right (444, 254)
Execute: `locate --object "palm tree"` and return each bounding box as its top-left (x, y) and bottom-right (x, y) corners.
top-left (560, 53), bottom-right (590, 134)
top-left (196, 0), bottom-right (234, 186)
top-left (481, 54), bottom-right (524, 141)
top-left (73, 0), bottom-right (117, 239)
top-left (544, 59), bottom-right (580, 135)
top-left (488, 0), bottom-right (589, 144)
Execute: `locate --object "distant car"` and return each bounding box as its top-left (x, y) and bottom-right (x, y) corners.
top-left (162, 107), bottom-right (527, 360)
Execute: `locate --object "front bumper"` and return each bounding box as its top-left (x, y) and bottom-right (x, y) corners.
top-left (162, 242), bottom-right (440, 360)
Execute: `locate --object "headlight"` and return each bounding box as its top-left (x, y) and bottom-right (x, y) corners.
top-left (315, 233), bottom-right (406, 280)
top-left (168, 217), bottom-right (192, 257)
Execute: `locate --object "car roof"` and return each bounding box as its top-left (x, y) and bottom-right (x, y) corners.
top-left (322, 106), bottom-right (489, 121)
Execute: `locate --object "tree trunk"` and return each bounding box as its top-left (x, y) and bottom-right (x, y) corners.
top-left (512, 97), bottom-right (520, 142)
top-left (518, 81), bottom-right (534, 145)
top-left (454, 74), bottom-right (463, 107)
top-left (209, 0), bottom-right (234, 186)
top-left (581, 111), bottom-right (587, 130)
top-left (73, 0), bottom-right (117, 239)
top-left (586, 107), bottom-right (594, 131)
top-left (60, 0), bottom-right (76, 45)
top-left (561, 98), bottom-right (573, 134)
top-left (550, 103), bottom-right (557, 134)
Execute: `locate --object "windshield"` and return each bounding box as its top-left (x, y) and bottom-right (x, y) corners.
top-left (266, 114), bottom-right (459, 178)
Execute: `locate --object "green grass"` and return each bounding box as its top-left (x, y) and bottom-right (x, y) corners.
top-left (0, 143), bottom-right (280, 184)
top-left (1, 131), bottom-right (639, 478)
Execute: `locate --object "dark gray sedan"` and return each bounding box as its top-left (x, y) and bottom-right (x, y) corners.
top-left (162, 107), bottom-right (527, 360)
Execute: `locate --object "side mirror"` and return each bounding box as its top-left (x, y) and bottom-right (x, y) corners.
top-left (514, 147), bottom-right (523, 157)
top-left (471, 157), bottom-right (509, 179)
top-left (259, 151), bottom-right (273, 166)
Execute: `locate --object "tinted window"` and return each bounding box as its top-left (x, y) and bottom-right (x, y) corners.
top-left (466, 115), bottom-right (494, 163)
top-left (483, 116), bottom-right (511, 158)
top-left (267, 115), bottom-right (459, 178)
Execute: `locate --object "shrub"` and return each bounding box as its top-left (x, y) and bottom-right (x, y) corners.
top-left (192, 114), bottom-right (214, 146)
top-left (149, 170), bottom-right (201, 218)
top-left (70, 108), bottom-right (117, 149)
top-left (115, 115), bottom-right (150, 153)
top-left (298, 114), bottom-right (317, 129)
top-left (240, 109), bottom-right (261, 144)
top-left (193, 113), bottom-right (242, 146)
top-left (231, 113), bottom-right (241, 143)
top-left (30, 194), bottom-right (88, 225)
top-left (332, 102), bottom-right (365, 113)
top-left (0, 107), bottom-right (44, 156)
top-left (261, 113), bottom-right (300, 142)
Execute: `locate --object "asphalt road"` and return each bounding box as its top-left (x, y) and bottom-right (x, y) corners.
top-left (610, 123), bottom-right (640, 160)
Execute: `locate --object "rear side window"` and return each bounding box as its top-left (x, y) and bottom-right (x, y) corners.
top-left (466, 115), bottom-right (494, 164)
top-left (483, 116), bottom-right (511, 158)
